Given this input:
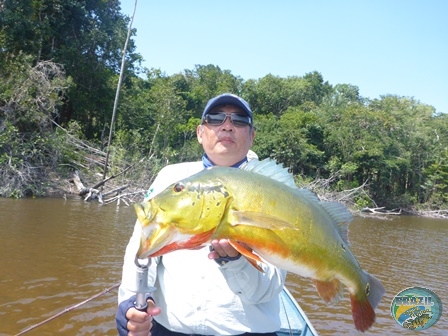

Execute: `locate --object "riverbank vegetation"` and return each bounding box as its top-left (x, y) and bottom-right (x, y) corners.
top-left (1, 1), bottom-right (447, 218)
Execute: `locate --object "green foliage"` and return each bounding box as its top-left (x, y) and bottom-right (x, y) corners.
top-left (0, 52), bottom-right (73, 197)
top-left (243, 71), bottom-right (331, 116)
top-left (0, 120), bottom-right (69, 197)
top-left (1, 0), bottom-right (141, 139)
top-left (422, 148), bottom-right (448, 207)
top-left (252, 108), bottom-right (324, 177)
top-left (0, 3), bottom-right (447, 210)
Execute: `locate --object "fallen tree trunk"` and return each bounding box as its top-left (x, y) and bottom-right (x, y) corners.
top-left (69, 164), bottom-right (139, 204)
top-left (69, 171), bottom-right (102, 201)
top-left (361, 207), bottom-right (402, 215)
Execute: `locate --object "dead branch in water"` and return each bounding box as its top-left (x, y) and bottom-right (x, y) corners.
top-left (69, 165), bottom-right (141, 204)
top-left (303, 174), bottom-right (375, 210)
top-left (361, 207), bottom-right (402, 215)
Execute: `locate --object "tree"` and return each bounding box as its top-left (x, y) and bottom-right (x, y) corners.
top-left (0, 56), bottom-right (72, 197)
top-left (243, 71), bottom-right (331, 116)
top-left (183, 64), bottom-right (244, 116)
top-left (0, 0), bottom-right (142, 139)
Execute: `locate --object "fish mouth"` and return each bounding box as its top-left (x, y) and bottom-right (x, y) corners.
top-left (134, 201), bottom-right (200, 259)
top-left (133, 196), bottom-right (219, 259)
top-left (137, 224), bottom-right (164, 258)
top-left (137, 226), bottom-right (204, 259)
top-left (134, 201), bottom-right (162, 258)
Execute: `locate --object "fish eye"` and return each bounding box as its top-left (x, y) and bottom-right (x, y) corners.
top-left (173, 182), bottom-right (185, 192)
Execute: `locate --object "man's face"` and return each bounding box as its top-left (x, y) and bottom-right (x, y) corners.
top-left (197, 105), bottom-right (255, 166)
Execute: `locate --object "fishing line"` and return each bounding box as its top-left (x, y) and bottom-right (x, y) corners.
top-left (14, 282), bottom-right (121, 336)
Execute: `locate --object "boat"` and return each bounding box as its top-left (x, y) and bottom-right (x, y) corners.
top-left (277, 287), bottom-right (319, 336)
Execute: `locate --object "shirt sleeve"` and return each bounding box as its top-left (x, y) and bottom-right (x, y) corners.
top-left (218, 257), bottom-right (287, 304)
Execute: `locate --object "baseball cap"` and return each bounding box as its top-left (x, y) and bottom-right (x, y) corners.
top-left (201, 93), bottom-right (253, 122)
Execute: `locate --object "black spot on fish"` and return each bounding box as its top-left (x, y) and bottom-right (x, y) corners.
top-left (341, 243), bottom-right (346, 251)
top-left (202, 183), bottom-right (230, 199)
top-left (365, 282), bottom-right (370, 297)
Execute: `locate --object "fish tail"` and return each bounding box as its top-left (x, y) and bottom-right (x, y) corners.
top-left (350, 271), bottom-right (385, 332)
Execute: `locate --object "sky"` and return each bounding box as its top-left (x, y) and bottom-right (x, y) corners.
top-left (120, 0), bottom-right (447, 114)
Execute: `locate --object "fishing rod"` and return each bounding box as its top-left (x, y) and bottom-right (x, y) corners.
top-left (14, 282), bottom-right (121, 336)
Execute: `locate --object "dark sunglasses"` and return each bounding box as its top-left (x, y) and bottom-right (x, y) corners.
top-left (203, 112), bottom-right (252, 127)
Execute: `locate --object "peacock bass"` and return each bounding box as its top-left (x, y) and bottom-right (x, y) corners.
top-left (134, 158), bottom-right (385, 332)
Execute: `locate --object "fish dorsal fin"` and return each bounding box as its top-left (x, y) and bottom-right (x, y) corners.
top-left (241, 158), bottom-right (296, 188)
top-left (292, 188), bottom-right (352, 243)
top-left (319, 201), bottom-right (352, 243)
top-left (242, 158), bottom-right (352, 243)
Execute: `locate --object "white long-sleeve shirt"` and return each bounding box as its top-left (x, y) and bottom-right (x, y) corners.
top-left (118, 161), bottom-right (287, 335)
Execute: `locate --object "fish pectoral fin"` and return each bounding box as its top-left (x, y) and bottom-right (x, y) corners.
top-left (228, 240), bottom-right (264, 272)
top-left (231, 211), bottom-right (297, 230)
top-left (312, 278), bottom-right (344, 304)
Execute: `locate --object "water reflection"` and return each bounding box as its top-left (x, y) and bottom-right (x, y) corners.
top-left (0, 198), bottom-right (447, 335)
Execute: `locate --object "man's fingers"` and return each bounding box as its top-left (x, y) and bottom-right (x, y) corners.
top-left (210, 239), bottom-right (240, 258)
top-left (147, 299), bottom-right (162, 316)
top-left (126, 307), bottom-right (149, 322)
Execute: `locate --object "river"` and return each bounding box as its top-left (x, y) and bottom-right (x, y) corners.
top-left (0, 197), bottom-right (446, 335)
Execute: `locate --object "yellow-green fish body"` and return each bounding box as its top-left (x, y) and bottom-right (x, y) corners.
top-left (135, 159), bottom-right (385, 332)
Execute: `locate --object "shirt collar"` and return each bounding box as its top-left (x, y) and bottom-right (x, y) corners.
top-left (202, 154), bottom-right (248, 169)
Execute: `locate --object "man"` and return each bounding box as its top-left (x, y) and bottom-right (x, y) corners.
top-left (116, 93), bottom-right (286, 336)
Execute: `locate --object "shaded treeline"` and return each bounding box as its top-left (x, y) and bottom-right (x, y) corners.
top-left (1, 0), bottom-right (447, 210)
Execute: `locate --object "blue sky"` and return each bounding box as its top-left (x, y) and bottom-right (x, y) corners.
top-left (120, 0), bottom-right (447, 114)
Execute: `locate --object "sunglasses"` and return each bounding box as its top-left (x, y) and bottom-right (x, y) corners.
top-left (203, 112), bottom-right (252, 127)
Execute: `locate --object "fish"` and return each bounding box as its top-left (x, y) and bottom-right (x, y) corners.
top-left (403, 313), bottom-right (432, 330)
top-left (134, 158), bottom-right (386, 332)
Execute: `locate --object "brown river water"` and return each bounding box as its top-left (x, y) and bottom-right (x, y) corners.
top-left (0, 197), bottom-right (446, 335)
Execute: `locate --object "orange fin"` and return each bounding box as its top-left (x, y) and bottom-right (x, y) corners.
top-left (350, 294), bottom-right (375, 332)
top-left (312, 278), bottom-right (344, 304)
top-left (228, 240), bottom-right (264, 272)
top-left (350, 271), bottom-right (385, 332)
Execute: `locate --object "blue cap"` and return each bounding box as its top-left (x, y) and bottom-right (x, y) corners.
top-left (201, 93), bottom-right (253, 122)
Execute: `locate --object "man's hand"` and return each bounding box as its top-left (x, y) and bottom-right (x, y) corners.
top-left (208, 239), bottom-right (241, 260)
top-left (126, 300), bottom-right (161, 336)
